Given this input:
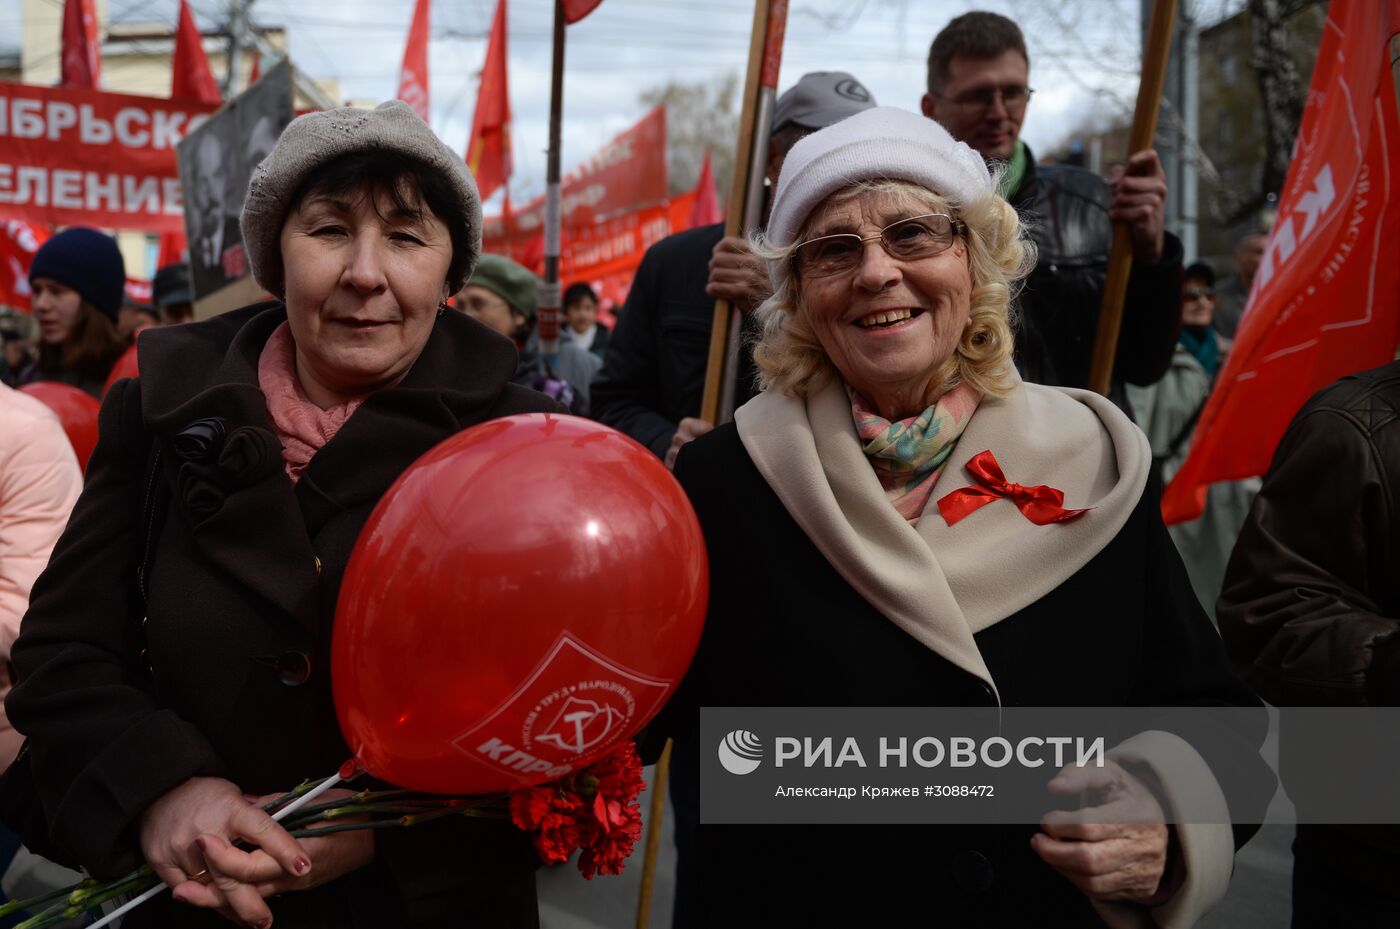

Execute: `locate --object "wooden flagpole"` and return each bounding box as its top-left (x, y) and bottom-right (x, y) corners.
top-left (639, 6), bottom-right (788, 926)
top-left (1087, 0), bottom-right (1178, 396)
top-left (699, 0), bottom-right (788, 424)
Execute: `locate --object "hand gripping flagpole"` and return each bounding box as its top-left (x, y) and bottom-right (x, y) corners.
top-left (87, 764), bottom-right (360, 929)
top-left (1086, 0), bottom-right (1178, 396)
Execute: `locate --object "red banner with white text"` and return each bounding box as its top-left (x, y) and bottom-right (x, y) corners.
top-left (483, 192), bottom-right (696, 309)
top-left (499, 107), bottom-right (668, 244)
top-left (1162, 0), bottom-right (1400, 523)
top-left (0, 82), bottom-right (218, 233)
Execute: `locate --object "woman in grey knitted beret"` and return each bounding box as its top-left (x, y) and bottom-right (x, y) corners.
top-left (6, 102), bottom-right (561, 928)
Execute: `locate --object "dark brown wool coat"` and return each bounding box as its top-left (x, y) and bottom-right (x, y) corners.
top-left (6, 303), bottom-right (560, 928)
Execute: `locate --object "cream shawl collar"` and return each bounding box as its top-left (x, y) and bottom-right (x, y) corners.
top-left (734, 374), bottom-right (1150, 697)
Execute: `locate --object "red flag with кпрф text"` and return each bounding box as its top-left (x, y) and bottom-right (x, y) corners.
top-left (60, 0), bottom-right (101, 89)
top-left (1162, 0), bottom-right (1400, 524)
top-left (466, 0), bottom-right (511, 202)
top-left (397, 0), bottom-right (431, 124)
top-left (172, 0), bottom-right (221, 104)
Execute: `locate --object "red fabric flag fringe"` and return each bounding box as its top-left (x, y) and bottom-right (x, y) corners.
top-left (397, 0), bottom-right (431, 124)
top-left (60, 0), bottom-right (101, 89)
top-left (172, 0), bottom-right (221, 104)
top-left (689, 147), bottom-right (722, 228)
top-left (562, 0), bottom-right (604, 25)
top-left (466, 0), bottom-right (512, 201)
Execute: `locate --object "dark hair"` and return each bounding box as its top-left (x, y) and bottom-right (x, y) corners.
top-left (927, 12), bottom-right (1029, 96)
top-left (35, 300), bottom-right (126, 383)
top-left (769, 124), bottom-right (811, 165)
top-left (1184, 262), bottom-right (1216, 287)
top-left (289, 149), bottom-right (474, 291)
top-left (563, 282), bottom-right (597, 309)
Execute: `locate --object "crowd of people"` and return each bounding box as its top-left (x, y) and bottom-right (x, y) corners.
top-left (0, 9), bottom-right (1392, 929)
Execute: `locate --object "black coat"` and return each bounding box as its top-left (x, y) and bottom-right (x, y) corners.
top-left (1010, 146), bottom-right (1183, 406)
top-left (591, 224), bottom-right (758, 458)
top-left (6, 303), bottom-right (560, 928)
top-left (657, 423), bottom-right (1269, 928)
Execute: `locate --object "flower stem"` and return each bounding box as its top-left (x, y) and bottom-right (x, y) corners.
top-left (0, 883), bottom-right (80, 919)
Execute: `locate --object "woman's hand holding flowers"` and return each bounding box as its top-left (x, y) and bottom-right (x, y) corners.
top-left (138, 776), bottom-right (312, 927)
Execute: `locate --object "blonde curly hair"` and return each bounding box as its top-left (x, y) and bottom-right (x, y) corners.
top-left (749, 177), bottom-right (1034, 403)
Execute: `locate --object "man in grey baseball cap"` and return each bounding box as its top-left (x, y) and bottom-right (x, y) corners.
top-left (770, 70), bottom-right (876, 136)
top-left (592, 70), bottom-right (877, 468)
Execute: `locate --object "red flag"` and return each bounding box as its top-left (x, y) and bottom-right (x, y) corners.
top-left (1162, 0), bottom-right (1400, 524)
top-left (60, 0), bottom-right (101, 88)
top-left (0, 221), bottom-right (50, 312)
top-left (248, 52), bottom-right (262, 85)
top-left (397, 0), bottom-right (431, 124)
top-left (466, 0), bottom-right (512, 201)
top-left (157, 230), bottom-right (188, 269)
top-left (171, 0), bottom-right (221, 104)
top-left (563, 0), bottom-right (604, 23)
top-left (689, 147), bottom-right (722, 228)
top-left (125, 277), bottom-right (152, 305)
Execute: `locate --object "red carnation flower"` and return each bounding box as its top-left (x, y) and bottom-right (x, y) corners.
top-left (509, 785), bottom-right (584, 865)
top-left (574, 743), bottom-right (646, 879)
top-left (508, 743), bottom-right (649, 877)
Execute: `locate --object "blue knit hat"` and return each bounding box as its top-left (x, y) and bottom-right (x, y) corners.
top-left (28, 227), bottom-right (127, 322)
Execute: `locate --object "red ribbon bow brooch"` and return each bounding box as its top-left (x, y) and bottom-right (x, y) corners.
top-left (936, 450), bottom-right (1093, 527)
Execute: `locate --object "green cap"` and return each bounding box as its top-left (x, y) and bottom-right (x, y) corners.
top-left (466, 253), bottom-right (539, 320)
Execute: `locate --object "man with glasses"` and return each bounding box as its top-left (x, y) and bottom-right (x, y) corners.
top-left (921, 12), bottom-right (1183, 408)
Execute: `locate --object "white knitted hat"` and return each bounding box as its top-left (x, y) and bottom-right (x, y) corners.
top-left (765, 106), bottom-right (992, 248)
top-left (241, 100), bottom-right (482, 298)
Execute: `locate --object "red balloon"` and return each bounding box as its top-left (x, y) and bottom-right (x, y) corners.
top-left (104, 344), bottom-right (140, 395)
top-left (332, 414), bottom-right (708, 794)
top-left (19, 382), bottom-right (100, 470)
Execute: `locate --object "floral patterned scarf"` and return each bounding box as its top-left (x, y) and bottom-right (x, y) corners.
top-left (850, 382), bottom-right (981, 524)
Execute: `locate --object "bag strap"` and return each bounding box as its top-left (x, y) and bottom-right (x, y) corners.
top-left (1162, 396), bottom-right (1208, 465)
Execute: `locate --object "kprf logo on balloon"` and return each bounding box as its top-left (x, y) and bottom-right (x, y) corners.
top-left (453, 633), bottom-right (673, 779)
top-left (718, 730), bottom-right (764, 775)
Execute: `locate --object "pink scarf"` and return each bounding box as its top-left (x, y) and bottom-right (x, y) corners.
top-left (257, 322), bottom-right (365, 484)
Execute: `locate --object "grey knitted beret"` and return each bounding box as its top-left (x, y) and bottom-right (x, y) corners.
top-left (766, 106), bottom-right (992, 248)
top-left (240, 100), bottom-right (483, 298)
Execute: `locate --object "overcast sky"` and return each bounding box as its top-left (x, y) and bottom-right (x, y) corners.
top-left (3, 0), bottom-right (1246, 205)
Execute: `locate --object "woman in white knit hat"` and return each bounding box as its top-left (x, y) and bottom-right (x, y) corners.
top-left (656, 106), bottom-right (1270, 928)
top-left (5, 102), bottom-right (560, 928)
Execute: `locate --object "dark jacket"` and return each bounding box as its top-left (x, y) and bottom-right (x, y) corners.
top-left (660, 422), bottom-right (1268, 928)
top-left (1010, 146), bottom-right (1183, 404)
top-left (590, 224), bottom-right (758, 458)
top-left (18, 360), bottom-right (111, 400)
top-left (1217, 361), bottom-right (1400, 895)
top-left (5, 303), bottom-right (560, 928)
top-left (1218, 361), bottom-right (1400, 704)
